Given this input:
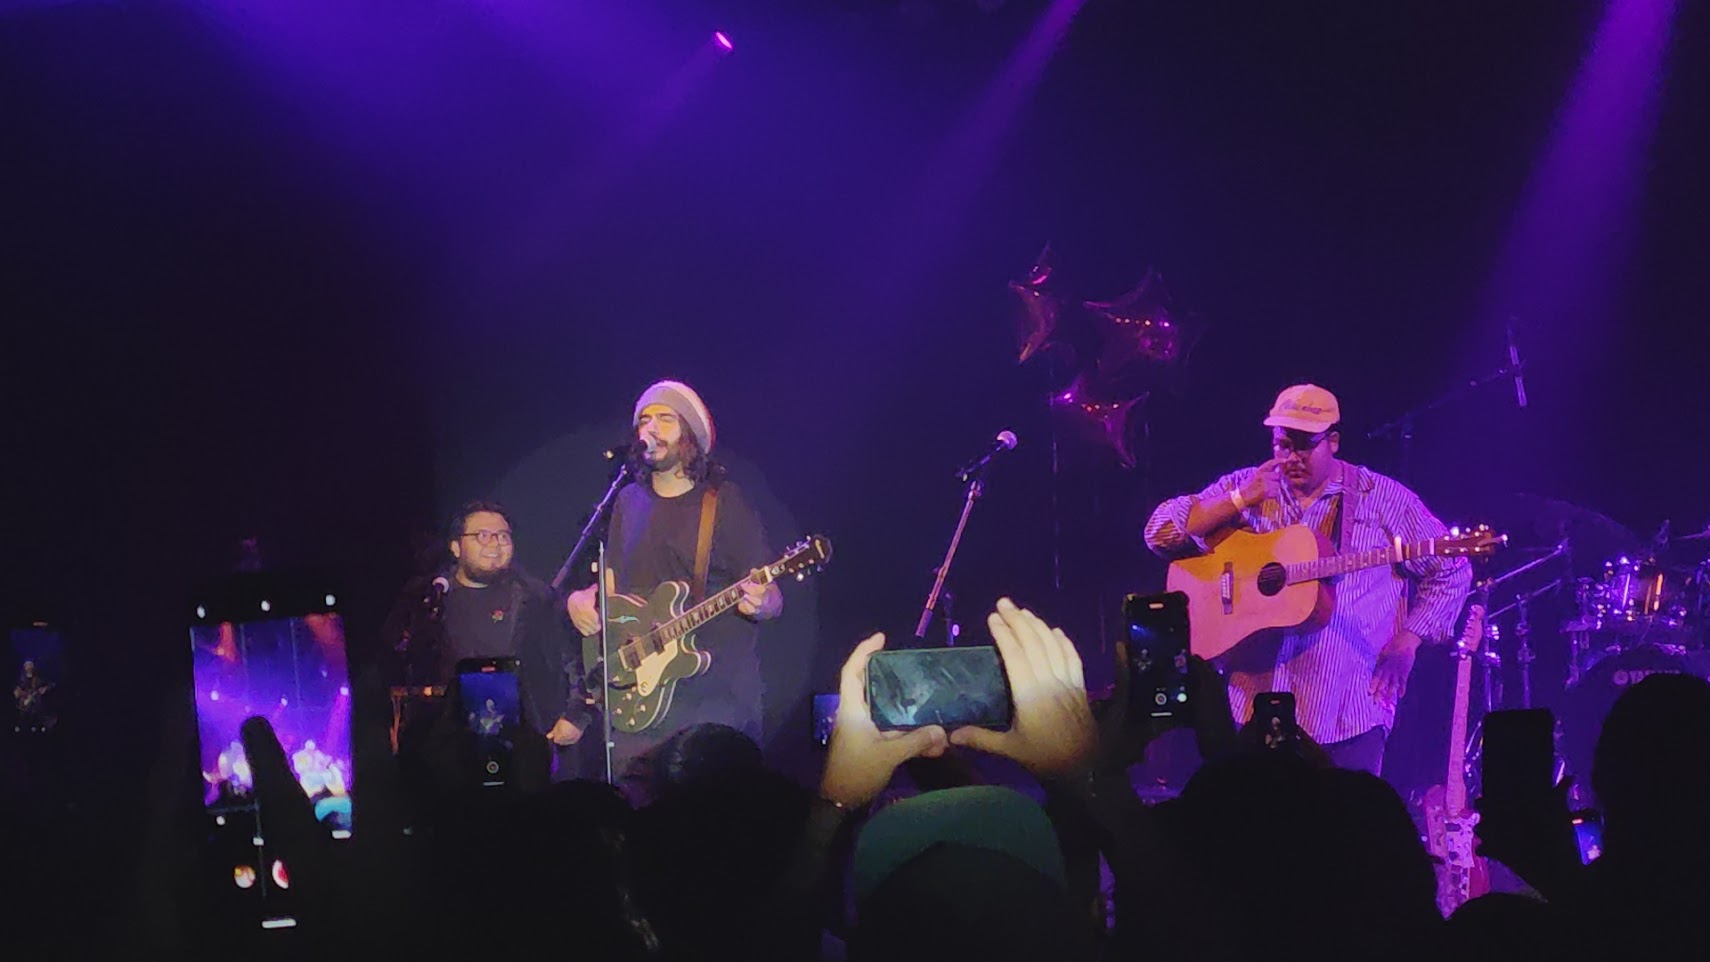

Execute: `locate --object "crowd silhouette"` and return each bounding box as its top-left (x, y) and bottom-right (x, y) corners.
top-left (8, 596), bottom-right (1706, 962)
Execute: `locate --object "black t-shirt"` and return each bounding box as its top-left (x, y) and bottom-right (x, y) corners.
top-left (605, 478), bottom-right (772, 732)
top-left (407, 573), bottom-right (587, 733)
top-left (439, 583), bottom-right (518, 678)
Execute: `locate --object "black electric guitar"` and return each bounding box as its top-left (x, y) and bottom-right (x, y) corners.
top-left (603, 534), bottom-right (832, 734)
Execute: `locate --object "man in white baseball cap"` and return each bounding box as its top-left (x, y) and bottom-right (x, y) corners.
top-left (1141, 383), bottom-right (1471, 778)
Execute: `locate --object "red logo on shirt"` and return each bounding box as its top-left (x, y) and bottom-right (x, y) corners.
top-left (491, 609), bottom-right (506, 623)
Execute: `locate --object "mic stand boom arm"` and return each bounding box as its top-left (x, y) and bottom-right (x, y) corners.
top-left (551, 463), bottom-right (630, 592)
top-left (1366, 362), bottom-right (1522, 480)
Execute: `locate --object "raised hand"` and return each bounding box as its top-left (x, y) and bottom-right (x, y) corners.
top-left (949, 598), bottom-right (1096, 780)
top-left (1239, 457), bottom-right (1289, 508)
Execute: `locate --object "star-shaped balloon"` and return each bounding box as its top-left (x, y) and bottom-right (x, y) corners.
top-left (1051, 373), bottom-right (1149, 468)
top-left (1009, 243), bottom-right (1066, 365)
top-left (1084, 268), bottom-right (1188, 373)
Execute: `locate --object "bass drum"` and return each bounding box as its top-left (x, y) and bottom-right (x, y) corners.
top-left (1560, 644), bottom-right (1710, 805)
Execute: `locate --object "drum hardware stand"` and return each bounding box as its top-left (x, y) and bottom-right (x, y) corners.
top-left (1481, 542), bottom-right (1570, 707)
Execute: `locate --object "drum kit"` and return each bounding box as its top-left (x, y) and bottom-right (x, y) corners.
top-left (1469, 500), bottom-right (1710, 804)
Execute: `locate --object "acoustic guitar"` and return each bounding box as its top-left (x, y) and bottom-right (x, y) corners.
top-left (1165, 524), bottom-right (1502, 660)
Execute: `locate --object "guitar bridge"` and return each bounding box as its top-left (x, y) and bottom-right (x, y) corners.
top-left (1220, 562), bottom-right (1234, 615)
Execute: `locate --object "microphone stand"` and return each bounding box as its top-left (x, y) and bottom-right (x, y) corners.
top-left (597, 540), bottom-right (614, 786)
top-left (550, 461), bottom-right (630, 592)
top-left (1366, 360), bottom-right (1523, 481)
top-left (548, 457), bottom-right (629, 786)
top-left (915, 465), bottom-right (990, 642)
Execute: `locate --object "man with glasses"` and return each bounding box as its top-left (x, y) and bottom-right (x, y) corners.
top-left (1143, 384), bottom-right (1470, 775)
top-left (386, 500), bottom-right (592, 790)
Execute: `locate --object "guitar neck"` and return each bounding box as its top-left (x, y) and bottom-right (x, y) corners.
top-left (1284, 538), bottom-right (1442, 584)
top-left (653, 572), bottom-right (769, 646)
top-left (1445, 655), bottom-right (1475, 814)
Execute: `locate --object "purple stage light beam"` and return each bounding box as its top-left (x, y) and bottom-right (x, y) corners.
top-left (872, 0), bottom-right (1088, 303)
top-left (1481, 0), bottom-right (1678, 343)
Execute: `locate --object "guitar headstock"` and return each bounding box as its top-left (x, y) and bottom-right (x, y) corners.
top-left (1456, 598), bottom-right (1486, 653)
top-left (765, 534), bottom-right (833, 584)
top-left (1440, 523), bottom-right (1506, 559)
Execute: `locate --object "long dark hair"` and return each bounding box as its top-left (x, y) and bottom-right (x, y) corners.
top-left (626, 431), bottom-right (723, 486)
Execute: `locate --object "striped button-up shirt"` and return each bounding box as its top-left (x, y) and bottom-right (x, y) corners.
top-left (1144, 461), bottom-right (1471, 745)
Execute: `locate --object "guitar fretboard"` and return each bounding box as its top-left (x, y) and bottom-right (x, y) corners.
top-left (620, 574), bottom-right (770, 664)
top-left (1284, 538), bottom-right (1441, 584)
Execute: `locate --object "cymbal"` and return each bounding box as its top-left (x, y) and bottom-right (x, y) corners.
top-left (1491, 493), bottom-right (1640, 567)
top-left (1677, 526), bottom-right (1710, 542)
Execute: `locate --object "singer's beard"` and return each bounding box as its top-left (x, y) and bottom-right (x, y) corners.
top-left (644, 443), bottom-right (683, 475)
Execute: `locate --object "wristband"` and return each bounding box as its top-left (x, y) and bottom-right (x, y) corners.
top-left (1230, 487), bottom-right (1247, 511)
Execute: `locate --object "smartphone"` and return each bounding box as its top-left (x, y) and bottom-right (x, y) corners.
top-left (189, 573), bottom-right (354, 842)
top-left (1571, 808), bottom-right (1603, 864)
top-left (866, 646), bottom-right (1011, 732)
top-left (1479, 708), bottom-right (1556, 807)
top-left (1123, 591), bottom-right (1192, 720)
top-left (811, 691), bottom-right (839, 747)
top-left (1251, 691), bottom-right (1298, 748)
top-left (458, 657), bottom-right (522, 787)
top-left (9, 622), bottom-right (64, 735)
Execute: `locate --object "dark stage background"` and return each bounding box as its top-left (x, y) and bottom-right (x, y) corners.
top-left (5, 0), bottom-right (1707, 923)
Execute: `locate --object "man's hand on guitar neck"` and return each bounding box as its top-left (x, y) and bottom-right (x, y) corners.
top-left (736, 570), bottom-right (782, 621)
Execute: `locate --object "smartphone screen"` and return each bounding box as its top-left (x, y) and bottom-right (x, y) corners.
top-left (1571, 809), bottom-right (1603, 864)
top-left (1124, 591), bottom-right (1192, 720)
top-left (866, 646), bottom-right (1011, 732)
top-left (1480, 708), bottom-right (1556, 806)
top-left (1251, 691), bottom-right (1298, 748)
top-left (811, 692), bottom-right (839, 747)
top-left (190, 577), bottom-right (354, 841)
top-left (9, 623), bottom-right (64, 735)
top-left (458, 657), bottom-right (521, 787)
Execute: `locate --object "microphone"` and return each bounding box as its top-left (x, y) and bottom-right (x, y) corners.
top-left (602, 444), bottom-right (630, 460)
top-left (1506, 322), bottom-right (1528, 409)
top-left (426, 571), bottom-right (451, 621)
top-left (954, 430), bottom-right (1018, 481)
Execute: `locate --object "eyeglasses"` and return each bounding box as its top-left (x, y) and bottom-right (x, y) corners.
top-left (1270, 430), bottom-right (1332, 457)
top-left (461, 530), bottom-right (513, 546)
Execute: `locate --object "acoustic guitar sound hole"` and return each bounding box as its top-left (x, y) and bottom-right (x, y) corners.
top-left (1256, 563), bottom-right (1288, 597)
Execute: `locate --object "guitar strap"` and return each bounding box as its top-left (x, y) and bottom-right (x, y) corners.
top-left (691, 485), bottom-right (719, 603)
top-left (1340, 464), bottom-right (1410, 635)
top-left (1333, 464), bottom-right (1355, 554)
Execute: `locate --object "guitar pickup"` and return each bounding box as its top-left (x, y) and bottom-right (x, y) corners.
top-left (1220, 562), bottom-right (1233, 615)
